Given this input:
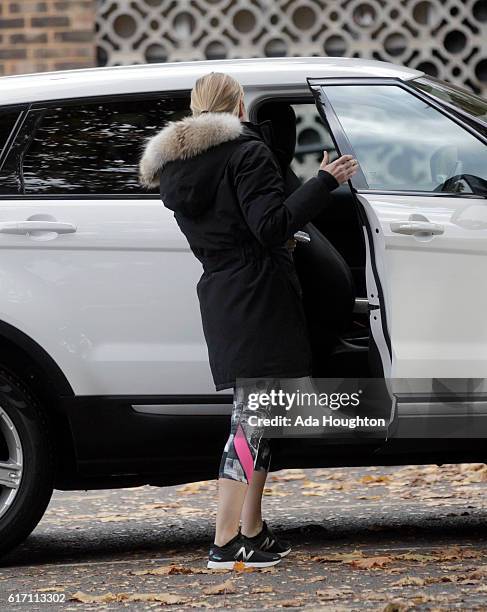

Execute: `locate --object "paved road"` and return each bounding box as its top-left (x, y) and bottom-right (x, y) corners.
top-left (0, 464), bottom-right (486, 610)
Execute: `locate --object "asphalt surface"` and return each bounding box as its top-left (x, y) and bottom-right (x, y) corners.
top-left (0, 464), bottom-right (486, 611)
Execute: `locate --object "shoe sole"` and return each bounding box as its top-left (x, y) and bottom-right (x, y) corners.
top-left (207, 558), bottom-right (281, 569)
top-left (277, 548), bottom-right (291, 558)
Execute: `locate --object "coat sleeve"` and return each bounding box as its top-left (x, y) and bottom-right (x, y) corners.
top-left (229, 140), bottom-right (339, 247)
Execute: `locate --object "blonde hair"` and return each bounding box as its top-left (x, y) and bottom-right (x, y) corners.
top-left (190, 72), bottom-right (244, 117)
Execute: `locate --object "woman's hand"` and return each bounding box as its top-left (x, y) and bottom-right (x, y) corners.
top-left (285, 238), bottom-right (297, 252)
top-left (320, 151), bottom-right (359, 184)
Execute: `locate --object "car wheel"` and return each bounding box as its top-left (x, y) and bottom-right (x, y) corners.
top-left (0, 367), bottom-right (54, 557)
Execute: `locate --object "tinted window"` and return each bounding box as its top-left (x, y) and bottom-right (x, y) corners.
top-left (21, 97), bottom-right (190, 195)
top-left (325, 85), bottom-right (487, 195)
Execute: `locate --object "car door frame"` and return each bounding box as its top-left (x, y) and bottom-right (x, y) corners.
top-left (307, 77), bottom-right (394, 380)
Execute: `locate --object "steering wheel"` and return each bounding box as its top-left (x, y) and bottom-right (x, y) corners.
top-left (433, 173), bottom-right (487, 197)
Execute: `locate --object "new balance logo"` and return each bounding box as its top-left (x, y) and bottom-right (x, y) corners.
top-left (261, 537), bottom-right (275, 551)
top-left (236, 546), bottom-right (254, 562)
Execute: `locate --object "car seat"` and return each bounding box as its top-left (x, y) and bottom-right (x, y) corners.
top-left (256, 102), bottom-right (370, 377)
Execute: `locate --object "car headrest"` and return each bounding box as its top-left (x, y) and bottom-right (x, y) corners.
top-left (256, 103), bottom-right (297, 167)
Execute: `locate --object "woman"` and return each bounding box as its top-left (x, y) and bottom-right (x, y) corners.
top-left (139, 72), bottom-right (358, 569)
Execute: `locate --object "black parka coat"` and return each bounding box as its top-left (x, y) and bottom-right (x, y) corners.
top-left (139, 111), bottom-right (339, 391)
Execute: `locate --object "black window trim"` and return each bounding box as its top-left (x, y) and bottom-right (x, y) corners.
top-left (248, 90), bottom-right (313, 121)
top-left (306, 76), bottom-right (487, 199)
top-left (0, 89), bottom-right (191, 200)
top-left (408, 75), bottom-right (487, 131)
top-left (0, 103), bottom-right (29, 170)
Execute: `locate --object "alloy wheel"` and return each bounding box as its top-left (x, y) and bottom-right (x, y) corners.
top-left (0, 406), bottom-right (23, 520)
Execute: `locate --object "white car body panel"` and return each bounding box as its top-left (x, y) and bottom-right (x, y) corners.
top-left (0, 199), bottom-right (212, 394)
top-left (357, 192), bottom-right (487, 379)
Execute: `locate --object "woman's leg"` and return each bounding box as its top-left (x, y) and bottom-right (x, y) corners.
top-left (240, 440), bottom-right (272, 537)
top-left (240, 469), bottom-right (267, 537)
top-left (214, 380), bottom-right (274, 546)
top-left (214, 479), bottom-right (247, 547)
top-left (240, 375), bottom-right (316, 536)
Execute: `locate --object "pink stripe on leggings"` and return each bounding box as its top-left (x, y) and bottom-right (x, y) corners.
top-left (234, 424), bottom-right (254, 484)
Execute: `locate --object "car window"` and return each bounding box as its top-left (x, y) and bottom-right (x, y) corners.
top-left (325, 85), bottom-right (487, 196)
top-left (291, 103), bottom-right (337, 182)
top-left (19, 96), bottom-right (190, 195)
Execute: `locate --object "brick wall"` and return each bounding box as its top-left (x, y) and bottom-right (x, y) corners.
top-left (0, 0), bottom-right (96, 76)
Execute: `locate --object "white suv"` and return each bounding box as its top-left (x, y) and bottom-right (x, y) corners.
top-left (0, 57), bottom-right (486, 556)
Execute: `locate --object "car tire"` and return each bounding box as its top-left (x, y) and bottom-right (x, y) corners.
top-left (0, 366), bottom-right (54, 557)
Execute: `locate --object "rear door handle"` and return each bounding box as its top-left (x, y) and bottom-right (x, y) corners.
top-left (390, 221), bottom-right (444, 236)
top-left (0, 221), bottom-right (77, 235)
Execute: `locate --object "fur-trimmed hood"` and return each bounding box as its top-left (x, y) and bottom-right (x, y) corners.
top-left (138, 111), bottom-right (244, 189)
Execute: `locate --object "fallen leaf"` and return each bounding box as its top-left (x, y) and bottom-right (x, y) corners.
top-left (133, 565), bottom-right (229, 576)
top-left (277, 598), bottom-right (305, 607)
top-left (382, 602), bottom-right (410, 612)
top-left (316, 587), bottom-right (353, 600)
top-left (271, 470), bottom-right (306, 481)
top-left (203, 579), bottom-right (237, 595)
top-left (397, 552), bottom-right (439, 563)
top-left (178, 481), bottom-right (212, 494)
top-left (311, 550), bottom-right (364, 563)
top-left (132, 564), bottom-right (193, 576)
top-left (465, 566), bottom-right (487, 580)
top-left (98, 514), bottom-right (130, 523)
top-left (233, 560), bottom-right (254, 573)
top-left (250, 585), bottom-right (274, 593)
top-left (358, 495), bottom-right (381, 500)
top-left (360, 474), bottom-right (391, 485)
top-left (263, 486), bottom-right (287, 497)
top-left (391, 576), bottom-right (425, 587)
top-left (140, 502), bottom-right (181, 510)
top-left (349, 555), bottom-right (394, 569)
top-left (70, 591), bottom-right (117, 604)
top-left (70, 591), bottom-right (188, 604)
top-left (397, 548), bottom-right (480, 564)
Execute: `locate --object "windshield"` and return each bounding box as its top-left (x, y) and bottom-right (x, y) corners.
top-left (410, 75), bottom-right (487, 122)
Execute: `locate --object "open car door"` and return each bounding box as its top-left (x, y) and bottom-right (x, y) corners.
top-left (307, 76), bottom-right (487, 438)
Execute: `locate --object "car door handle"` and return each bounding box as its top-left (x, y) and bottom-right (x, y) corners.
top-left (390, 221), bottom-right (444, 236)
top-left (294, 231), bottom-right (311, 243)
top-left (0, 221), bottom-right (77, 235)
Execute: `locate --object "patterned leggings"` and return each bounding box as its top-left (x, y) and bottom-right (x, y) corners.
top-left (218, 376), bottom-right (316, 484)
top-left (218, 378), bottom-right (278, 484)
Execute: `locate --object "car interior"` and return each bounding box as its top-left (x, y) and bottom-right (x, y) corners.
top-left (255, 100), bottom-right (379, 380)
